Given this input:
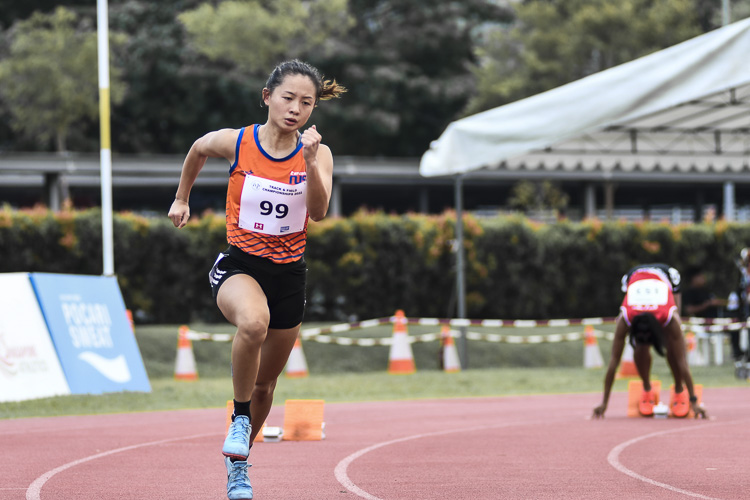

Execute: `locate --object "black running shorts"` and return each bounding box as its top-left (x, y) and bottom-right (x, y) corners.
top-left (209, 245), bottom-right (306, 329)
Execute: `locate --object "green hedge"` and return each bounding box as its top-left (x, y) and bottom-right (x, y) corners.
top-left (2, 206), bottom-right (749, 323)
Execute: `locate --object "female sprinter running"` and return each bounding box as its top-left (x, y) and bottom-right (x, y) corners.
top-left (168, 59), bottom-right (345, 500)
top-left (593, 263), bottom-right (707, 420)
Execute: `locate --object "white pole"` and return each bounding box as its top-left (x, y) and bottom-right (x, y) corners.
top-left (724, 181), bottom-right (735, 222)
top-left (454, 174), bottom-right (468, 368)
top-left (722, 0), bottom-right (731, 26)
top-left (97, 0), bottom-right (115, 276)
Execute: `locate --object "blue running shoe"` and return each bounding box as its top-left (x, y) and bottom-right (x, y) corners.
top-left (225, 456), bottom-right (253, 500)
top-left (222, 415), bottom-right (251, 460)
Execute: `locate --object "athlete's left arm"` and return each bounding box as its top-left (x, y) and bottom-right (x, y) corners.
top-left (301, 125), bottom-right (333, 221)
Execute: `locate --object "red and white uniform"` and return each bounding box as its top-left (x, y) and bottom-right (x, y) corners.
top-left (620, 264), bottom-right (681, 327)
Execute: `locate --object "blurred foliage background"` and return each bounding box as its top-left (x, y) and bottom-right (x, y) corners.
top-left (2, 206), bottom-right (748, 323)
top-left (0, 0), bottom-right (748, 157)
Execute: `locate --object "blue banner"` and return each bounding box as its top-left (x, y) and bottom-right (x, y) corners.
top-left (29, 273), bottom-right (151, 395)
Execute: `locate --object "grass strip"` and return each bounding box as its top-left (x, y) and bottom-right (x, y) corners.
top-left (2, 364), bottom-right (745, 420)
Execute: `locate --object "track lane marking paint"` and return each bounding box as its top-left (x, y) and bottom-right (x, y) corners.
top-left (26, 432), bottom-right (218, 500)
top-left (607, 418), bottom-right (750, 500)
top-left (334, 416), bottom-right (577, 500)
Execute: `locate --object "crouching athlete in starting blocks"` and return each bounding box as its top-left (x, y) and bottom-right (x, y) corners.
top-left (593, 263), bottom-right (707, 419)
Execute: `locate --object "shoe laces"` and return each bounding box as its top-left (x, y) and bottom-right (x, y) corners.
top-left (229, 417), bottom-right (250, 441)
top-left (228, 461), bottom-right (252, 489)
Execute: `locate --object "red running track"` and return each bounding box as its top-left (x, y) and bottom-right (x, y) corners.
top-left (1, 387), bottom-right (749, 500)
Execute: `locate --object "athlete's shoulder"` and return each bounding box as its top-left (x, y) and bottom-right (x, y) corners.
top-left (649, 263), bottom-right (680, 286)
top-left (621, 265), bottom-right (639, 292)
top-left (214, 127), bottom-right (245, 140)
top-left (311, 142), bottom-right (333, 172)
top-left (665, 265), bottom-right (681, 290)
top-left (317, 142), bottom-right (332, 159)
top-left (195, 128), bottom-right (243, 159)
top-left (630, 262), bottom-right (681, 290)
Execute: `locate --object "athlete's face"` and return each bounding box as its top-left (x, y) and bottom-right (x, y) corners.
top-left (264, 74), bottom-right (317, 132)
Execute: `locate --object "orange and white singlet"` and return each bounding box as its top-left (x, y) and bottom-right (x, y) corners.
top-left (225, 124), bottom-right (308, 263)
top-left (620, 264), bottom-right (681, 327)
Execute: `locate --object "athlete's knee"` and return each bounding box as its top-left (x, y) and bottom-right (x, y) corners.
top-left (253, 379), bottom-right (278, 401)
top-left (234, 317), bottom-right (269, 346)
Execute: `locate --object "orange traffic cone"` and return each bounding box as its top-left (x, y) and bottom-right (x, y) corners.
top-left (125, 309), bottom-right (135, 334)
top-left (285, 337), bottom-right (309, 378)
top-left (617, 341), bottom-right (639, 378)
top-left (388, 310), bottom-right (416, 374)
top-left (685, 331), bottom-right (705, 366)
top-left (440, 324), bottom-right (461, 373)
top-left (174, 325), bottom-right (198, 381)
top-left (583, 325), bottom-right (604, 369)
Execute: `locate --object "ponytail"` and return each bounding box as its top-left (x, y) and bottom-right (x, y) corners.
top-left (319, 79), bottom-right (347, 101)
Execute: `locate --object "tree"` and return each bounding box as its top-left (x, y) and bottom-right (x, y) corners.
top-left (177, 0), bottom-right (513, 157)
top-left (5, 1), bottom-right (743, 156)
top-left (0, 0), bottom-right (91, 29)
top-left (0, 1), bottom-right (515, 157)
top-left (107, 0), bottom-right (263, 154)
top-left (695, 0), bottom-right (750, 30)
top-left (109, 0), bottom-right (353, 155)
top-left (0, 7), bottom-right (126, 152)
top-left (467, 0), bottom-right (703, 114)
top-left (508, 180), bottom-right (569, 213)
top-left (178, 0), bottom-right (353, 74)
top-left (309, 0), bottom-right (515, 156)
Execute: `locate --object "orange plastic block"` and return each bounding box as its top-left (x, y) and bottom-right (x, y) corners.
top-left (283, 399), bottom-right (325, 441)
top-left (626, 379), bottom-right (661, 417)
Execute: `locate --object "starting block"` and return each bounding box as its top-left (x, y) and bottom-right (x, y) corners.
top-left (225, 400), bottom-right (265, 442)
top-left (668, 384), bottom-right (703, 418)
top-left (626, 379), bottom-right (661, 417)
top-left (283, 399), bottom-right (325, 441)
top-left (626, 381), bottom-right (704, 418)
top-left (261, 426), bottom-right (284, 442)
top-left (224, 399), bottom-right (326, 443)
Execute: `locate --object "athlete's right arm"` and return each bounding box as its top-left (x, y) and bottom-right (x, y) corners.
top-left (593, 316), bottom-right (628, 418)
top-left (168, 128), bottom-right (240, 229)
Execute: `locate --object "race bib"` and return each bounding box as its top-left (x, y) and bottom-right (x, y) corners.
top-left (626, 279), bottom-right (669, 307)
top-left (238, 175), bottom-right (307, 235)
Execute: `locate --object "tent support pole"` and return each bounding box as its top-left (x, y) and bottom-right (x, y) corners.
top-left (454, 174), bottom-right (468, 369)
top-left (604, 182), bottom-right (615, 220)
top-left (724, 181), bottom-right (735, 222)
top-left (584, 183), bottom-right (596, 219)
top-left (722, 0), bottom-right (731, 26)
top-left (330, 180), bottom-right (342, 217)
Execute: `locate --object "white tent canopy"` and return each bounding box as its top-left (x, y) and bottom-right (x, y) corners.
top-left (420, 17), bottom-right (750, 178)
top-left (422, 18), bottom-right (750, 356)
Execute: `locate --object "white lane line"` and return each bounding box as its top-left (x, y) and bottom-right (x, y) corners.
top-left (334, 417), bottom-right (569, 500)
top-left (26, 432), bottom-right (218, 500)
top-left (607, 419), bottom-right (750, 500)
